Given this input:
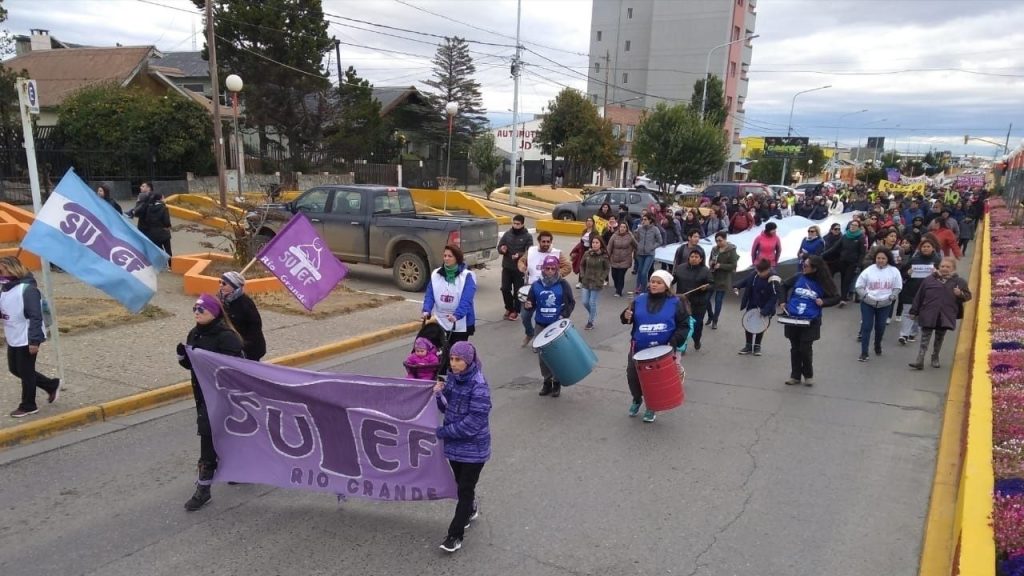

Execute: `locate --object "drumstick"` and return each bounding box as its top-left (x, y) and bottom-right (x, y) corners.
top-left (679, 284), bottom-right (711, 297)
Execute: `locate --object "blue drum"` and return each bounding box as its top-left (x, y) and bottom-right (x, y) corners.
top-left (531, 319), bottom-right (598, 386)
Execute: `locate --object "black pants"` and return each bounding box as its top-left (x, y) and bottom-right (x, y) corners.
top-left (788, 337), bottom-right (814, 379)
top-left (192, 382), bottom-right (219, 476)
top-left (8, 345), bottom-right (59, 412)
top-left (958, 238), bottom-right (969, 254)
top-left (744, 330), bottom-right (764, 347)
top-left (611, 267), bottom-right (628, 296)
top-left (448, 460), bottom-right (485, 539)
top-left (626, 348), bottom-right (643, 403)
top-left (839, 262), bottom-right (858, 299)
top-left (500, 268), bottom-right (524, 314)
top-left (690, 310), bottom-right (705, 345)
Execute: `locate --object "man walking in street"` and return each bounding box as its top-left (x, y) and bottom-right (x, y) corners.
top-left (497, 215), bottom-right (533, 322)
top-left (518, 231), bottom-right (570, 346)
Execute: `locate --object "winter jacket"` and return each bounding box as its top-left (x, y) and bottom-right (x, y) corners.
top-left (620, 291), bottom-right (692, 349)
top-left (824, 230), bottom-right (866, 265)
top-left (798, 236), bottom-right (825, 262)
top-left (661, 221), bottom-right (680, 246)
top-left (223, 293), bottom-right (266, 361)
top-left (579, 249), bottom-right (611, 290)
top-left (854, 264), bottom-right (903, 307)
top-left (751, 232), bottom-right (782, 268)
top-left (703, 216), bottom-right (727, 237)
top-left (822, 231), bottom-right (843, 265)
top-left (607, 231), bottom-right (637, 269)
top-left (633, 224), bottom-right (663, 256)
top-left (673, 242), bottom-right (706, 269)
top-left (0, 275), bottom-right (46, 347)
top-left (497, 227), bottom-right (533, 271)
top-left (733, 272), bottom-right (779, 316)
top-left (959, 216), bottom-right (977, 240)
top-left (137, 199), bottom-right (171, 243)
top-left (931, 227), bottom-right (962, 258)
top-left (179, 316), bottom-right (244, 435)
top-left (709, 242), bottom-right (738, 291)
top-left (862, 241), bottom-right (901, 269)
top-left (435, 360), bottom-right (491, 463)
top-left (910, 272), bottom-right (971, 330)
top-left (672, 263), bottom-right (713, 315)
top-left (729, 211), bottom-right (753, 233)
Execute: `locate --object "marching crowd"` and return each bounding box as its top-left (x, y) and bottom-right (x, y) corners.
top-left (0, 180), bottom-right (985, 555)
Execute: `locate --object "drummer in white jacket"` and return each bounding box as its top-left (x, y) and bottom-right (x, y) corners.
top-left (854, 248), bottom-right (903, 362)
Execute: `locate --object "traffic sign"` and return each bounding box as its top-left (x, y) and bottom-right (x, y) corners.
top-left (26, 79), bottom-right (40, 115)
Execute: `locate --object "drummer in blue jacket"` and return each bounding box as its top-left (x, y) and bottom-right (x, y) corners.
top-left (620, 270), bottom-right (692, 423)
top-left (732, 259), bottom-right (781, 356)
top-left (524, 255), bottom-right (576, 397)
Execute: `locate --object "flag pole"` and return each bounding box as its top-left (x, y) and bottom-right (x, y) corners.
top-left (17, 78), bottom-right (66, 387)
top-left (238, 257), bottom-right (258, 276)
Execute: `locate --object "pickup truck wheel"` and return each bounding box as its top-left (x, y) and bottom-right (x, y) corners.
top-left (393, 252), bottom-right (429, 292)
top-left (558, 211), bottom-right (575, 221)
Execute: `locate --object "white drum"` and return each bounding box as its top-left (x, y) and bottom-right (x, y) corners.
top-left (517, 284), bottom-right (531, 303)
top-left (741, 309), bottom-right (771, 334)
top-left (776, 314), bottom-right (811, 326)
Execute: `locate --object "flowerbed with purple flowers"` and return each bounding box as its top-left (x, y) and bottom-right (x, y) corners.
top-left (989, 199), bottom-right (1024, 576)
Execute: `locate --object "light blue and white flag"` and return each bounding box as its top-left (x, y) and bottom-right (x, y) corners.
top-left (21, 169), bottom-right (169, 312)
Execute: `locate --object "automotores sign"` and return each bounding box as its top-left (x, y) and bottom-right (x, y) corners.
top-left (763, 137), bottom-right (809, 158)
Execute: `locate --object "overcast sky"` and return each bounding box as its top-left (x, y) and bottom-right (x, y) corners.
top-left (8, 0), bottom-right (1024, 157)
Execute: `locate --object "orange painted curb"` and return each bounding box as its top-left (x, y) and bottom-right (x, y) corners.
top-left (170, 252), bottom-right (284, 296)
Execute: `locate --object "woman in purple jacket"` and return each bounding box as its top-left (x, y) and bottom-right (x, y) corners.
top-left (432, 341), bottom-right (492, 554)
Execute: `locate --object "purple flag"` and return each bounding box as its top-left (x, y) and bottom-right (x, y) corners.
top-left (886, 168), bottom-right (902, 183)
top-left (257, 213), bottom-right (347, 310)
top-left (187, 348), bottom-right (457, 501)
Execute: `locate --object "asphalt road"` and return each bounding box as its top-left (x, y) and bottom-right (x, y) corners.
top-left (0, 233), bottom-right (962, 576)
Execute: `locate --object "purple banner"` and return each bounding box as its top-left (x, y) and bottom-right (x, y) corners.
top-left (187, 348), bottom-right (457, 501)
top-left (956, 174), bottom-right (985, 189)
top-left (257, 213), bottom-right (348, 310)
top-left (886, 168), bottom-right (902, 183)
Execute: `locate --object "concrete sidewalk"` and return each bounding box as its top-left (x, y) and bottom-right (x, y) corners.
top-left (0, 218), bottom-right (423, 431)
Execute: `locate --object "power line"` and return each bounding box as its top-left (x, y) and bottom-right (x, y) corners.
top-left (215, 34), bottom-right (327, 80)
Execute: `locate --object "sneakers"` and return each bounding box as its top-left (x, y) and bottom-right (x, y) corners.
top-left (838, 300), bottom-right (847, 308)
top-left (584, 322), bottom-right (594, 330)
top-left (502, 311), bottom-right (510, 320)
top-left (508, 312), bottom-right (518, 321)
top-left (521, 334), bottom-right (533, 347)
top-left (858, 354), bottom-right (868, 362)
top-left (895, 315), bottom-right (903, 322)
top-left (628, 402), bottom-right (641, 417)
top-left (803, 378), bottom-right (814, 387)
top-left (784, 378), bottom-right (801, 386)
top-left (931, 358), bottom-right (941, 368)
top-left (737, 346), bottom-right (753, 355)
top-left (907, 335), bottom-right (917, 343)
top-left (550, 383), bottom-right (561, 398)
top-left (539, 379), bottom-right (553, 396)
top-left (9, 407), bottom-right (38, 418)
top-left (885, 318), bottom-right (891, 325)
top-left (705, 318), bottom-right (713, 326)
top-left (464, 505), bottom-right (480, 529)
top-left (908, 362), bottom-right (924, 370)
top-left (642, 410), bottom-right (656, 423)
top-left (48, 379), bottom-right (61, 404)
top-left (898, 336), bottom-right (907, 345)
top-left (614, 292), bottom-right (622, 298)
top-left (439, 536), bottom-right (463, 553)
top-left (184, 484), bottom-right (211, 512)
top-left (627, 290), bottom-right (635, 295)
top-left (752, 345), bottom-right (762, 356)
top-left (694, 340), bottom-right (701, 351)
top-left (711, 321), bottom-right (718, 330)
top-left (575, 282), bottom-right (582, 289)
top-left (874, 345), bottom-right (882, 356)
top-left (856, 334), bottom-right (862, 342)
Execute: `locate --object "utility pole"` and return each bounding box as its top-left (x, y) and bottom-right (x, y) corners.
top-left (508, 0), bottom-right (522, 206)
top-left (334, 38), bottom-right (343, 89)
top-left (205, 0), bottom-right (228, 207)
top-left (1005, 123), bottom-right (1014, 154)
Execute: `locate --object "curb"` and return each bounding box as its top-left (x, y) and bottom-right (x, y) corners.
top-left (0, 321), bottom-right (422, 450)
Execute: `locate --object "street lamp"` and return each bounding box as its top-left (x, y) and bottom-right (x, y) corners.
top-left (443, 101), bottom-right (459, 211)
top-left (700, 34), bottom-right (758, 120)
top-left (807, 158), bottom-right (814, 182)
top-left (225, 74), bottom-right (244, 202)
top-left (780, 84), bottom-right (831, 185)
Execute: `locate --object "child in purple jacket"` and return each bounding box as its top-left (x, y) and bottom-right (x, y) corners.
top-left (432, 341), bottom-right (491, 554)
top-left (404, 337), bottom-right (440, 380)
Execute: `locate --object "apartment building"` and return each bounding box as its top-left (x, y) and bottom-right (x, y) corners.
top-left (587, 0), bottom-right (757, 177)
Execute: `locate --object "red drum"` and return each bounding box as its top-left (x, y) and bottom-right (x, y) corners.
top-left (632, 345), bottom-right (685, 412)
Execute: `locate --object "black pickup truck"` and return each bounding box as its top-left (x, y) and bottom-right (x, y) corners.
top-left (254, 185), bottom-right (499, 292)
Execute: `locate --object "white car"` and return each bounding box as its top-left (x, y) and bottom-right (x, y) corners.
top-left (634, 176), bottom-right (698, 200)
top-left (768, 185), bottom-right (801, 199)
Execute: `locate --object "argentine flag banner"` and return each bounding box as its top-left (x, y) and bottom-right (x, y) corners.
top-left (21, 169), bottom-right (169, 313)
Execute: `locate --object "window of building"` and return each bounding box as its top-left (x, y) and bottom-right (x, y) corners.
top-left (626, 125), bottom-right (634, 142)
top-left (627, 7), bottom-right (633, 18)
top-left (612, 124), bottom-right (622, 138)
top-left (596, 30), bottom-right (602, 41)
top-left (594, 61), bottom-right (600, 73)
top-left (733, 26), bottom-right (741, 41)
top-left (730, 61), bottom-right (737, 77)
top-left (622, 72), bottom-right (629, 83)
top-left (726, 96), bottom-right (733, 110)
top-left (624, 40), bottom-right (631, 52)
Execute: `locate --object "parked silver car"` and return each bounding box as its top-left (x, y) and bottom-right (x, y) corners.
top-left (551, 189), bottom-right (660, 221)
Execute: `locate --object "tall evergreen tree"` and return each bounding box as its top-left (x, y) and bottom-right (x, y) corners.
top-left (192, 0), bottom-right (334, 171)
top-left (688, 75), bottom-right (728, 128)
top-left (421, 37), bottom-right (487, 151)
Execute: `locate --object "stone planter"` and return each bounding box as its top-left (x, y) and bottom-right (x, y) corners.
top-left (170, 252), bottom-right (283, 296)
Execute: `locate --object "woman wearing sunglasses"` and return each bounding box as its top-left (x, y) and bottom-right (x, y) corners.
top-left (176, 293), bottom-right (243, 512)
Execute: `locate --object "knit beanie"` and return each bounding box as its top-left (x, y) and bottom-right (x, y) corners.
top-left (450, 341), bottom-right (476, 365)
top-left (221, 271), bottom-right (246, 289)
top-left (195, 293), bottom-right (223, 317)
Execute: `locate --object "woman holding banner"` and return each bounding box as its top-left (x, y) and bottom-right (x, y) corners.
top-left (432, 341), bottom-right (491, 553)
top-left (177, 293), bottom-right (243, 512)
top-left (422, 245), bottom-right (477, 372)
